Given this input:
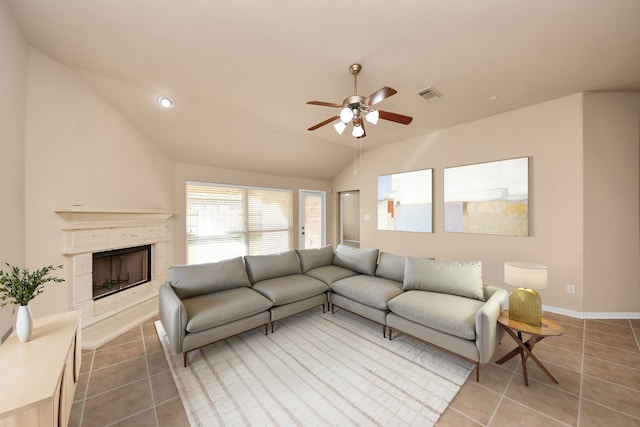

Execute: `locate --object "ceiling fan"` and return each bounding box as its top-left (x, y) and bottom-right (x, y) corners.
top-left (307, 63), bottom-right (413, 139)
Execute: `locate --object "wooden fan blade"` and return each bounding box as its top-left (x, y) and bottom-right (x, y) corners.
top-left (357, 120), bottom-right (367, 139)
top-left (308, 115), bottom-right (339, 131)
top-left (362, 87), bottom-right (397, 107)
top-left (306, 100), bottom-right (344, 108)
top-left (378, 109), bottom-right (413, 125)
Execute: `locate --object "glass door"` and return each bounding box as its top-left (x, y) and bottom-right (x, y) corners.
top-left (299, 190), bottom-right (326, 249)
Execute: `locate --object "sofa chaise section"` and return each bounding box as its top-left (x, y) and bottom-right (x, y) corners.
top-left (159, 257), bottom-right (273, 367)
top-left (386, 257), bottom-right (508, 381)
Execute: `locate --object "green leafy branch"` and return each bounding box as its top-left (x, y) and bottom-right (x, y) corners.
top-left (0, 264), bottom-right (64, 307)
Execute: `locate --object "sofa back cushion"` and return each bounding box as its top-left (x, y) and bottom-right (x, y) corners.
top-left (169, 256), bottom-right (250, 299)
top-left (244, 250), bottom-right (301, 284)
top-left (332, 244), bottom-right (379, 276)
top-left (375, 252), bottom-right (407, 282)
top-left (296, 245), bottom-right (334, 273)
top-left (403, 257), bottom-right (485, 301)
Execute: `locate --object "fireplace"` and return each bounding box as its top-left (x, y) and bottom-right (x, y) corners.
top-left (93, 245), bottom-right (151, 300)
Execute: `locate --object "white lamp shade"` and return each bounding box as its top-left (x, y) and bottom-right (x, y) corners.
top-left (365, 109), bottom-right (379, 124)
top-left (333, 121), bottom-right (347, 135)
top-left (504, 262), bottom-right (548, 290)
top-left (352, 124), bottom-right (364, 137)
top-left (340, 107), bottom-right (354, 123)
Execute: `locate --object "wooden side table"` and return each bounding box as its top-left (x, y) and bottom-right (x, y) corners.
top-left (496, 310), bottom-right (564, 386)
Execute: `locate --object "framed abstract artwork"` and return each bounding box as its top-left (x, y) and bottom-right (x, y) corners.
top-left (444, 157), bottom-right (529, 236)
top-left (378, 169), bottom-right (433, 232)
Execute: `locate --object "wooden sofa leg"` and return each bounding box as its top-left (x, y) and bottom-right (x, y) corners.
top-left (183, 352), bottom-right (188, 368)
top-left (265, 323), bottom-right (268, 335)
top-left (388, 328), bottom-right (393, 340)
top-left (382, 325), bottom-right (386, 338)
top-left (475, 363), bottom-right (480, 382)
top-left (322, 303), bottom-right (326, 313)
top-left (331, 304), bottom-right (336, 314)
top-left (271, 321), bottom-right (275, 334)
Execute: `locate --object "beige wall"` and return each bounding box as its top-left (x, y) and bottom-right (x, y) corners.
top-left (333, 94), bottom-right (591, 313)
top-left (583, 93), bottom-right (640, 313)
top-left (22, 50), bottom-right (176, 317)
top-left (0, 0), bottom-right (28, 339)
top-left (173, 163), bottom-right (332, 266)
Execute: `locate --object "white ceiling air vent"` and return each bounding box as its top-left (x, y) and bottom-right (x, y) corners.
top-left (418, 87), bottom-right (443, 102)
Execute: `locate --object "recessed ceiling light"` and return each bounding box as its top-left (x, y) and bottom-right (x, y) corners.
top-left (157, 96), bottom-right (175, 109)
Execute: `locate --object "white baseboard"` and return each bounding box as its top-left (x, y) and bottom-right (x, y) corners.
top-left (543, 304), bottom-right (640, 320)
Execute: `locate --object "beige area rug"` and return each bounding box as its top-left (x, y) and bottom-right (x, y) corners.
top-left (155, 308), bottom-right (473, 426)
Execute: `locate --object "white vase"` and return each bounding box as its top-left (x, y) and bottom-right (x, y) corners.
top-left (16, 305), bottom-right (34, 342)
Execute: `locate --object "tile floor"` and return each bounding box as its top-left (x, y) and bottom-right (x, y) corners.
top-left (70, 312), bottom-right (640, 426)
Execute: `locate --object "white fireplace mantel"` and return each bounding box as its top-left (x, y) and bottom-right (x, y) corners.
top-left (55, 207), bottom-right (175, 337)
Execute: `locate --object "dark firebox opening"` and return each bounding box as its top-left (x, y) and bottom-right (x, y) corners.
top-left (92, 245), bottom-right (151, 300)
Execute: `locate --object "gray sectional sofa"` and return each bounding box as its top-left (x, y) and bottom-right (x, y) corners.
top-left (159, 244), bottom-right (508, 380)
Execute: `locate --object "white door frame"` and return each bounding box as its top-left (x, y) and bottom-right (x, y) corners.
top-left (298, 189), bottom-right (326, 248)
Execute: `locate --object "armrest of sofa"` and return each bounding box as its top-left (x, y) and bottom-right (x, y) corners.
top-left (475, 286), bottom-right (509, 363)
top-left (159, 282), bottom-right (188, 354)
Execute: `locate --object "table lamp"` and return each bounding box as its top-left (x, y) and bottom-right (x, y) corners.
top-left (504, 261), bottom-right (548, 326)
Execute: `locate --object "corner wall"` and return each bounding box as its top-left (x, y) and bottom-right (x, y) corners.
top-left (23, 50), bottom-right (176, 317)
top-left (582, 93), bottom-right (640, 314)
top-left (0, 0), bottom-right (28, 339)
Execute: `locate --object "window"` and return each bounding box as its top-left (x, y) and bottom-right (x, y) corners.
top-left (186, 181), bottom-right (293, 264)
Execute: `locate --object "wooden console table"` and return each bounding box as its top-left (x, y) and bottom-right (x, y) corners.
top-left (496, 310), bottom-right (563, 386)
top-left (0, 311), bottom-right (81, 427)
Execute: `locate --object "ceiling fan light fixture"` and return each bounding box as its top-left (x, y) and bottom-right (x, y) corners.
top-left (365, 109), bottom-right (379, 124)
top-left (352, 124), bottom-right (364, 138)
top-left (340, 107), bottom-right (354, 123)
top-left (333, 121), bottom-right (347, 135)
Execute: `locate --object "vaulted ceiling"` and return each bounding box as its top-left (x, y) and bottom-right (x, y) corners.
top-left (8, 0), bottom-right (640, 180)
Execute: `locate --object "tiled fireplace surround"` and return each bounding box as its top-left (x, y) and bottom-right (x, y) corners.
top-left (56, 208), bottom-right (174, 347)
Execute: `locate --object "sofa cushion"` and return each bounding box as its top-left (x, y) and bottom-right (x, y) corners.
top-left (244, 250), bottom-right (301, 284)
top-left (332, 244), bottom-right (379, 276)
top-left (403, 258), bottom-right (485, 301)
top-left (375, 252), bottom-right (407, 282)
top-left (331, 275), bottom-right (403, 310)
top-left (169, 257), bottom-right (250, 299)
top-left (388, 290), bottom-right (484, 340)
top-left (252, 274), bottom-right (329, 306)
top-left (296, 245), bottom-right (334, 273)
top-left (183, 287), bottom-right (273, 333)
top-left (305, 265), bottom-right (359, 286)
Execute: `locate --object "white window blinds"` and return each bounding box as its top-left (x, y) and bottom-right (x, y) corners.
top-left (186, 181), bottom-right (292, 264)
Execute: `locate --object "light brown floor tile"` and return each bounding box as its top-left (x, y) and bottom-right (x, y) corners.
top-left (583, 355), bottom-right (640, 391)
top-left (82, 378), bottom-right (153, 427)
top-left (150, 369), bottom-right (180, 404)
top-left (80, 350), bottom-right (94, 374)
top-left (112, 408), bottom-right (158, 427)
top-left (86, 356), bottom-right (149, 397)
top-left (586, 319), bottom-right (632, 336)
top-left (476, 363), bottom-right (513, 395)
top-left (437, 407), bottom-right (483, 426)
top-left (73, 372), bottom-right (90, 403)
top-left (100, 325), bottom-right (143, 349)
top-left (144, 335), bottom-right (163, 354)
top-left (518, 360), bottom-right (581, 396)
top-left (580, 399), bottom-right (640, 427)
top-left (543, 311), bottom-right (584, 329)
top-left (450, 379), bottom-right (501, 425)
top-left (584, 340), bottom-right (640, 367)
top-left (92, 339), bottom-right (146, 370)
top-left (581, 375), bottom-right (640, 418)
top-left (531, 340), bottom-right (583, 373)
top-left (542, 332), bottom-right (584, 354)
top-left (147, 349), bottom-right (170, 375)
top-left (585, 328), bottom-right (639, 352)
top-left (156, 396), bottom-right (191, 427)
top-left (505, 376), bottom-right (579, 425)
top-left (490, 398), bottom-right (568, 427)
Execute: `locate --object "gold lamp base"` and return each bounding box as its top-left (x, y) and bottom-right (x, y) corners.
top-left (509, 288), bottom-right (542, 326)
